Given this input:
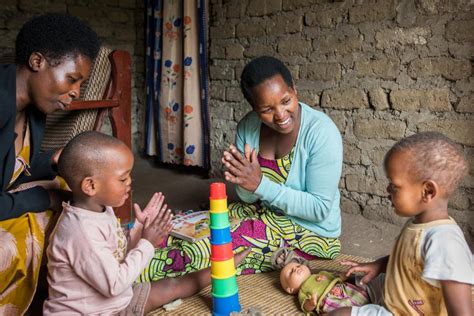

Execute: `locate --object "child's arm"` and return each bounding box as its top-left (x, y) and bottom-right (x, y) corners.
top-left (441, 280), bottom-right (472, 316)
top-left (71, 226), bottom-right (155, 297)
top-left (71, 204), bottom-right (171, 297)
top-left (341, 256), bottom-right (389, 286)
top-left (421, 225), bottom-right (473, 315)
top-left (127, 221), bottom-right (144, 251)
top-left (73, 207), bottom-right (171, 297)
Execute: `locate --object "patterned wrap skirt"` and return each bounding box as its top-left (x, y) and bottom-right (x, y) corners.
top-left (139, 202), bottom-right (341, 281)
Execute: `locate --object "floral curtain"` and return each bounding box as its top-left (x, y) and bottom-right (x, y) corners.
top-left (145, 0), bottom-right (210, 169)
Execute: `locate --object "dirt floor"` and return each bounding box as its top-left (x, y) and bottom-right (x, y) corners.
top-left (132, 155), bottom-right (401, 259)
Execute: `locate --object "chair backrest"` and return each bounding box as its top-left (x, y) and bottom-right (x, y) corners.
top-left (41, 46), bottom-right (113, 151)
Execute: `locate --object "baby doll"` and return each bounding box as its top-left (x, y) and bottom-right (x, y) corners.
top-left (279, 260), bottom-right (369, 314)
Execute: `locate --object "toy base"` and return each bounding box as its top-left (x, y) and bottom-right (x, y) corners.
top-left (213, 311), bottom-right (241, 316)
top-left (212, 292), bottom-right (241, 315)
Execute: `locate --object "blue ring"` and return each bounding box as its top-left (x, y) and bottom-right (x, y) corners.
top-left (210, 226), bottom-right (231, 245)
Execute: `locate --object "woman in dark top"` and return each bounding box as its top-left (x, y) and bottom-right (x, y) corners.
top-left (0, 13), bottom-right (100, 313)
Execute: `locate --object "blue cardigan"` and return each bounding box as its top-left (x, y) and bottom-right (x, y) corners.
top-left (235, 102), bottom-right (343, 238)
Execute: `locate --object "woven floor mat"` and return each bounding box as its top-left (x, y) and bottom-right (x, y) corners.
top-left (148, 254), bottom-right (372, 315)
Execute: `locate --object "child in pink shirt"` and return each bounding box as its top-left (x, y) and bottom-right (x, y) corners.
top-left (43, 131), bottom-right (249, 315)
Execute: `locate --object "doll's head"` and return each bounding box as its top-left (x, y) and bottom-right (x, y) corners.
top-left (280, 261), bottom-right (311, 295)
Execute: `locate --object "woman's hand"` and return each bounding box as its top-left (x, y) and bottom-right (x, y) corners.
top-left (48, 189), bottom-right (72, 212)
top-left (222, 144), bottom-right (262, 192)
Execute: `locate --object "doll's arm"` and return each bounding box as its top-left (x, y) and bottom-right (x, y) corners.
top-left (302, 292), bottom-right (318, 313)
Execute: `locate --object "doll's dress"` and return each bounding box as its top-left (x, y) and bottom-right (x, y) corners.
top-left (298, 271), bottom-right (370, 314)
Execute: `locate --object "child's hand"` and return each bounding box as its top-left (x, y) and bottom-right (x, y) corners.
top-left (341, 260), bottom-right (384, 286)
top-left (133, 192), bottom-right (168, 226)
top-left (141, 205), bottom-right (173, 248)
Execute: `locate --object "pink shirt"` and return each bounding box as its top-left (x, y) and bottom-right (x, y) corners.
top-left (43, 203), bottom-right (154, 315)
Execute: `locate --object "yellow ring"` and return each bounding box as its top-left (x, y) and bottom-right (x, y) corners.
top-left (211, 258), bottom-right (236, 279)
top-left (210, 199), bottom-right (228, 213)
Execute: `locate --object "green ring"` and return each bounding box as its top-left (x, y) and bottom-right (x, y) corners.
top-left (209, 212), bottom-right (230, 229)
top-left (211, 277), bottom-right (239, 297)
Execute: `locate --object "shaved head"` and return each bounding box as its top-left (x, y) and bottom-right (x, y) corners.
top-left (384, 132), bottom-right (468, 196)
top-left (58, 131), bottom-right (129, 190)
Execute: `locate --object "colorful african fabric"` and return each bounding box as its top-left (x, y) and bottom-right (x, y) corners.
top-left (139, 147), bottom-right (341, 282)
top-left (0, 122), bottom-right (54, 315)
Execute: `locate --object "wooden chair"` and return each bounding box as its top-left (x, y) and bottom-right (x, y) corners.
top-left (1, 47), bottom-right (133, 223)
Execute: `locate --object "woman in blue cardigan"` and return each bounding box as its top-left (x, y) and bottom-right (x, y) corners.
top-left (140, 56), bottom-right (343, 281)
top-left (222, 56), bottom-right (343, 269)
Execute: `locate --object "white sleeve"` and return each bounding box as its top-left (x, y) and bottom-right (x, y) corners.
top-left (421, 224), bottom-right (474, 287)
top-left (70, 226), bottom-right (155, 297)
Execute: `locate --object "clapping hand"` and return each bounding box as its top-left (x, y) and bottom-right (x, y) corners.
top-left (222, 144), bottom-right (262, 192)
top-left (141, 199), bottom-right (173, 248)
top-left (133, 192), bottom-right (168, 226)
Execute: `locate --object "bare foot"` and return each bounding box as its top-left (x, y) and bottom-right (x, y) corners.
top-left (234, 247), bottom-right (251, 267)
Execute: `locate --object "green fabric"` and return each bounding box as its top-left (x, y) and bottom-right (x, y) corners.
top-left (298, 271), bottom-right (341, 313)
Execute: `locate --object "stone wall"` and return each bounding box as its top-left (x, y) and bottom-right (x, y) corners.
top-left (1, 1), bottom-right (472, 242)
top-left (208, 0), bottom-right (473, 242)
top-left (0, 0), bottom-right (146, 151)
